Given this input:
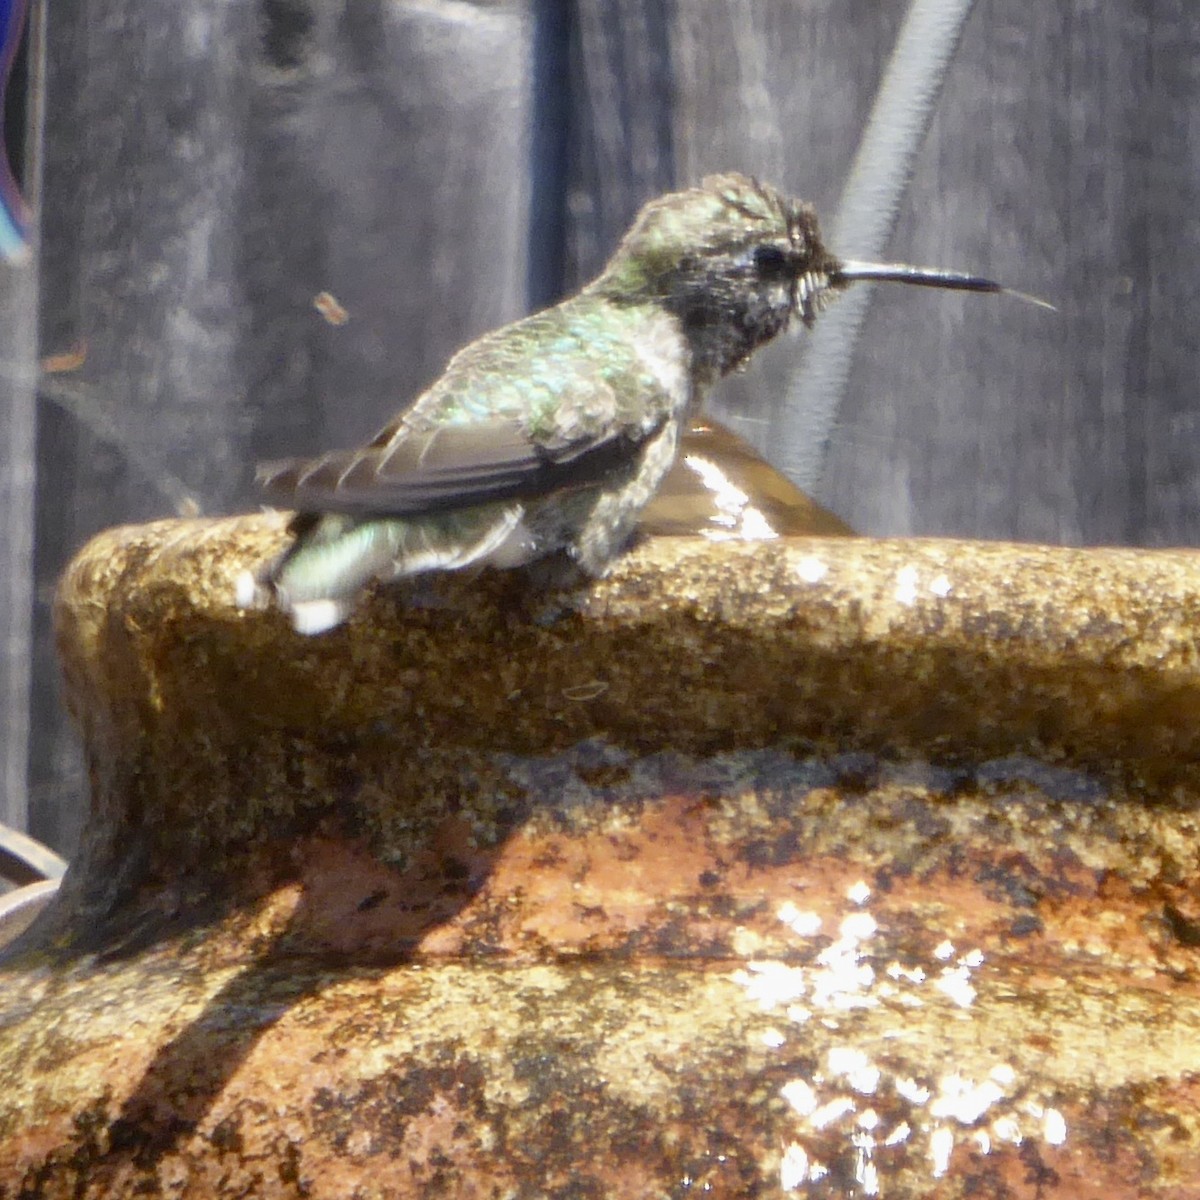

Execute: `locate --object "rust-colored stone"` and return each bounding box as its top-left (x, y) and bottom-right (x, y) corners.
top-left (3, 518), bottom-right (1200, 1196)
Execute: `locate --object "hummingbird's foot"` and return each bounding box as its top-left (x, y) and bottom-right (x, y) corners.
top-left (519, 552), bottom-right (593, 594)
top-left (512, 554), bottom-right (595, 629)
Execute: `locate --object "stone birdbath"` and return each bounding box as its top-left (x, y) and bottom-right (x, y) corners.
top-left (3, 462), bottom-right (1200, 1195)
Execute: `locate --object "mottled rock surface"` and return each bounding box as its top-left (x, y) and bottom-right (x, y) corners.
top-left (3, 516), bottom-right (1200, 1197)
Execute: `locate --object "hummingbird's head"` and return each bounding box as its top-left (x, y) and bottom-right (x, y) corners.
top-left (594, 173), bottom-right (843, 379)
top-left (593, 173), bottom-right (1049, 382)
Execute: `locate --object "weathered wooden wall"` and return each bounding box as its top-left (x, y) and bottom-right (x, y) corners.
top-left (0, 196), bottom-right (35, 844)
top-left (0, 0), bottom-right (38, 842)
top-left (11, 0), bottom-right (1200, 852)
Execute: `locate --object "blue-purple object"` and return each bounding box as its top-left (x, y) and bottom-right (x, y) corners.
top-left (0, 0), bottom-right (29, 260)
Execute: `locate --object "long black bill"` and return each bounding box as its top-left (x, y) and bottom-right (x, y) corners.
top-left (832, 260), bottom-right (1056, 311)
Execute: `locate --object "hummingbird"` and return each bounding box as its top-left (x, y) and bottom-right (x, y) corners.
top-left (242, 173), bottom-right (1046, 634)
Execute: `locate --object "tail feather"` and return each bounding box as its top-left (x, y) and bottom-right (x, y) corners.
top-left (236, 507), bottom-right (529, 634)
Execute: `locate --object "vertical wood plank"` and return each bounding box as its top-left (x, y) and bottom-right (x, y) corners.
top-left (241, 0), bottom-right (537, 461)
top-left (563, 0), bottom-right (676, 288)
top-left (809, 0), bottom-right (1200, 548)
top-left (0, 0), bottom-right (39, 837)
top-left (0, 250), bottom-right (36, 841)
top-left (30, 0), bottom-right (537, 852)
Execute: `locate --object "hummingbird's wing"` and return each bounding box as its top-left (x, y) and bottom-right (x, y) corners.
top-left (257, 416), bottom-right (666, 518)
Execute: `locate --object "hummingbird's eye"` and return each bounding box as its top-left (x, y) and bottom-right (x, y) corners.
top-left (752, 244), bottom-right (791, 278)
